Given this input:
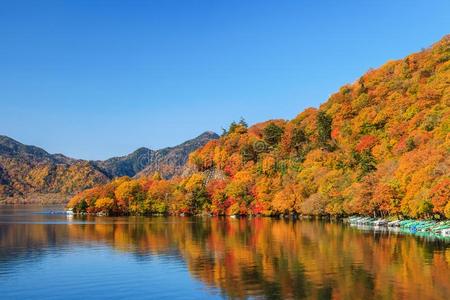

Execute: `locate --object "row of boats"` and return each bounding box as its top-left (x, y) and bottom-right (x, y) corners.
top-left (347, 216), bottom-right (450, 237)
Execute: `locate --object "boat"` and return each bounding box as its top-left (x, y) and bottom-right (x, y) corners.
top-left (441, 228), bottom-right (450, 237)
top-left (373, 219), bottom-right (388, 226)
top-left (348, 216), bottom-right (450, 239)
top-left (417, 222), bottom-right (437, 232)
top-left (387, 220), bottom-right (401, 227)
top-left (433, 224), bottom-right (450, 234)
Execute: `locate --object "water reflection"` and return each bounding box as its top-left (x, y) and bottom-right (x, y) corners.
top-left (0, 207), bottom-right (449, 299)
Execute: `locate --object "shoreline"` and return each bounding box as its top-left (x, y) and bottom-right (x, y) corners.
top-left (65, 211), bottom-right (449, 221)
top-left (0, 193), bottom-right (71, 205)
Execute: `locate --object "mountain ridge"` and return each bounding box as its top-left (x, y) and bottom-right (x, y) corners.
top-left (0, 131), bottom-right (219, 201)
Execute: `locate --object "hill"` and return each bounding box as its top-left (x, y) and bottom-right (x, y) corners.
top-left (69, 34), bottom-right (448, 218)
top-left (93, 131), bottom-right (219, 179)
top-left (136, 131), bottom-right (220, 178)
top-left (0, 132), bottom-right (218, 202)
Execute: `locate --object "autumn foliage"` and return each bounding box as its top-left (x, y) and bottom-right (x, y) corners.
top-left (68, 35), bottom-right (450, 219)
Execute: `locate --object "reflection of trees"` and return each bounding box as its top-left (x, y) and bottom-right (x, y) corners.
top-left (1, 218), bottom-right (449, 299)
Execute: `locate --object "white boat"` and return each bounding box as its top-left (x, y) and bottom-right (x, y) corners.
top-left (388, 220), bottom-right (401, 227)
top-left (441, 228), bottom-right (450, 237)
top-left (65, 209), bottom-right (74, 215)
top-left (373, 219), bottom-right (388, 226)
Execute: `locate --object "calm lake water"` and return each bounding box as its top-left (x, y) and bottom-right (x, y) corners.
top-left (0, 206), bottom-right (449, 300)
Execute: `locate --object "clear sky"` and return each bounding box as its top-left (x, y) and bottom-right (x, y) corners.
top-left (1, 0), bottom-right (449, 159)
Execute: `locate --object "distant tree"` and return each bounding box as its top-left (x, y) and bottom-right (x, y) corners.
top-left (240, 143), bottom-right (258, 163)
top-left (115, 181), bottom-right (144, 211)
top-left (191, 186), bottom-right (209, 213)
top-left (152, 172), bottom-right (162, 181)
top-left (239, 117), bottom-right (248, 128)
top-left (317, 111), bottom-right (332, 147)
top-left (358, 77), bottom-right (368, 94)
top-left (263, 123), bottom-right (284, 146)
top-left (430, 179), bottom-right (450, 216)
top-left (182, 173), bottom-right (210, 214)
top-left (352, 150), bottom-right (377, 178)
top-left (228, 121), bottom-right (239, 134)
top-left (291, 127), bottom-right (308, 153)
top-left (95, 197), bottom-right (114, 213)
top-left (221, 127), bottom-right (227, 136)
top-left (445, 202), bottom-right (450, 219)
top-left (355, 135), bottom-right (377, 152)
top-left (76, 199), bottom-right (88, 213)
top-left (406, 138), bottom-right (416, 151)
top-left (228, 119), bottom-right (248, 135)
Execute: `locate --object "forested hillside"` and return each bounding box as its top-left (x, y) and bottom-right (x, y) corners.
top-left (0, 135), bottom-right (109, 200)
top-left (0, 132), bottom-right (218, 201)
top-left (68, 36), bottom-right (450, 218)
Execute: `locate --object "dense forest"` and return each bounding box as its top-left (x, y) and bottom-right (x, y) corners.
top-left (68, 36), bottom-right (450, 219)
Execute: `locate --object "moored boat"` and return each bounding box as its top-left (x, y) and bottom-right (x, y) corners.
top-left (373, 219), bottom-right (388, 226)
top-left (441, 228), bottom-right (450, 237)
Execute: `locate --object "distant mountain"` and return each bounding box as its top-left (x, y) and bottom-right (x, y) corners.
top-left (93, 147), bottom-right (155, 178)
top-left (0, 132), bottom-right (218, 201)
top-left (0, 135), bottom-right (109, 200)
top-left (93, 131), bottom-right (219, 179)
top-left (136, 131), bottom-right (220, 179)
top-left (0, 135), bottom-right (71, 163)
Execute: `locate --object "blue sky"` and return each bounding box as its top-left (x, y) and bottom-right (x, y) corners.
top-left (1, 0), bottom-right (449, 159)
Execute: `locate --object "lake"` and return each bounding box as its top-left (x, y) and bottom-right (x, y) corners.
top-left (0, 206), bottom-right (449, 299)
